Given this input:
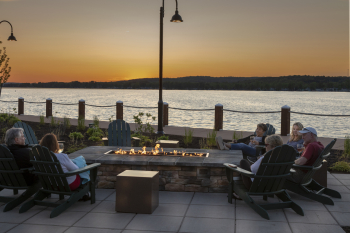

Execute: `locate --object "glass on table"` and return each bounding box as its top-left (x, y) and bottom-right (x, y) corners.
top-left (58, 142), bottom-right (64, 153)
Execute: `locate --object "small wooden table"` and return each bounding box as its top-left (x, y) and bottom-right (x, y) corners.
top-left (115, 170), bottom-right (159, 214)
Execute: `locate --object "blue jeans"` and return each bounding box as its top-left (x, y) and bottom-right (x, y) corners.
top-left (230, 143), bottom-right (256, 157)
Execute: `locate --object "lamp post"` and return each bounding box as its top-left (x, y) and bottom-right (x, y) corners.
top-left (0, 20), bottom-right (17, 41)
top-left (157, 0), bottom-right (183, 134)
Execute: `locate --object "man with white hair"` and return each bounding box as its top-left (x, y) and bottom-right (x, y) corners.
top-left (5, 128), bottom-right (37, 185)
top-left (290, 127), bottom-right (324, 182)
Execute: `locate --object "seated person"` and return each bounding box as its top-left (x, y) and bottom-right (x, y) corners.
top-left (5, 128), bottom-right (38, 185)
top-left (223, 123), bottom-right (267, 157)
top-left (239, 135), bottom-right (284, 190)
top-left (287, 122), bottom-right (304, 151)
top-left (40, 133), bottom-right (90, 201)
top-left (288, 127), bottom-right (324, 183)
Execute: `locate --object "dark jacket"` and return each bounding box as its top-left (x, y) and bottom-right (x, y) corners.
top-left (7, 144), bottom-right (38, 185)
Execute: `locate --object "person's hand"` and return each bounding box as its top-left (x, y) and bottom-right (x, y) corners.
top-left (232, 139), bottom-right (237, 143)
top-left (252, 140), bottom-right (258, 145)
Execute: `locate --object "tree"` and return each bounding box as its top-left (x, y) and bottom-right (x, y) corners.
top-left (0, 43), bottom-right (11, 98)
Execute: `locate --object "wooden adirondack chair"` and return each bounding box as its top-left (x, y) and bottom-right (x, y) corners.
top-left (107, 119), bottom-right (131, 146)
top-left (237, 123), bottom-right (276, 161)
top-left (284, 139), bottom-right (341, 205)
top-left (0, 145), bottom-right (41, 212)
top-left (224, 144), bottom-right (304, 220)
top-left (19, 145), bottom-right (101, 218)
top-left (13, 121), bottom-right (39, 145)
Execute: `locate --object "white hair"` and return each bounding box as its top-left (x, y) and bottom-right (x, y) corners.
top-left (5, 128), bottom-right (24, 146)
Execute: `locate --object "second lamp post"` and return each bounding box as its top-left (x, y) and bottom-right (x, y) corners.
top-left (157, 0), bottom-right (183, 134)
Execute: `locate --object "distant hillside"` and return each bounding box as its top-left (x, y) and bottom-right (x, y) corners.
top-left (4, 75), bottom-right (350, 91)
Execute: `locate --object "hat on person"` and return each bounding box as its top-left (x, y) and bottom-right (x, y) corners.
top-left (298, 127), bottom-right (317, 136)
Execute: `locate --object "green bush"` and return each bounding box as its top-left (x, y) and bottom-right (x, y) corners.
top-left (343, 135), bottom-right (350, 158)
top-left (184, 128), bottom-right (193, 147)
top-left (66, 144), bottom-right (86, 154)
top-left (133, 112), bottom-right (156, 136)
top-left (0, 113), bottom-right (20, 126)
top-left (69, 132), bottom-right (84, 144)
top-left (157, 135), bottom-right (169, 140)
top-left (77, 117), bottom-right (85, 131)
top-left (93, 115), bottom-right (99, 127)
top-left (207, 129), bottom-right (217, 147)
top-left (330, 161), bottom-right (350, 172)
top-left (39, 114), bottom-right (45, 125)
top-left (87, 126), bottom-right (103, 142)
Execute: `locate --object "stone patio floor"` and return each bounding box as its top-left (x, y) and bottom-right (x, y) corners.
top-left (0, 172), bottom-right (349, 233)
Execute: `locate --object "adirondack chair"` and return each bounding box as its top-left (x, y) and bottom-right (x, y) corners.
top-left (237, 123), bottom-right (276, 162)
top-left (0, 145), bottom-right (41, 212)
top-left (13, 121), bottom-right (38, 145)
top-left (107, 119), bottom-right (131, 146)
top-left (284, 139), bottom-right (341, 205)
top-left (19, 145), bottom-right (101, 218)
top-left (224, 144), bottom-right (304, 220)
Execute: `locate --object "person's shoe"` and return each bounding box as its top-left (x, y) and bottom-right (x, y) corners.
top-left (79, 192), bottom-right (91, 202)
top-left (215, 136), bottom-right (225, 150)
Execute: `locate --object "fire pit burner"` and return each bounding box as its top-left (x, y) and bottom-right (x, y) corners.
top-left (104, 144), bottom-right (209, 157)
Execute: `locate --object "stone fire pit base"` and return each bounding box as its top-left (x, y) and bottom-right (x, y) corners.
top-left (97, 164), bottom-right (228, 192)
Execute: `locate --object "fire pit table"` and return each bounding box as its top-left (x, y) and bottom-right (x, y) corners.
top-left (68, 145), bottom-right (243, 193)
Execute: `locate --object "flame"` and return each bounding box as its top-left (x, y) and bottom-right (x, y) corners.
top-left (141, 146), bottom-right (146, 154)
top-left (174, 150), bottom-right (177, 155)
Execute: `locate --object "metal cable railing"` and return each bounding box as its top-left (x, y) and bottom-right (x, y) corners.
top-left (123, 105), bottom-right (157, 109)
top-left (52, 102), bottom-right (78, 106)
top-left (290, 111), bottom-right (350, 117)
top-left (224, 109), bottom-right (280, 114)
top-left (169, 107), bottom-right (213, 111)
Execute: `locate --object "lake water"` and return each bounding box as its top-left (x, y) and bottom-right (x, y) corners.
top-left (1, 88), bottom-right (349, 138)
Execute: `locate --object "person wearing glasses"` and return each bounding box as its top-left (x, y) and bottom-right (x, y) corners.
top-left (288, 127), bottom-right (324, 182)
top-left (5, 128), bottom-right (38, 185)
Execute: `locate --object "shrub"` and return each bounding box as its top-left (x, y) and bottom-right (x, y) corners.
top-left (157, 135), bottom-right (169, 140)
top-left (133, 112), bottom-right (156, 137)
top-left (87, 126), bottom-right (103, 142)
top-left (77, 117), bottom-right (85, 131)
top-left (39, 114), bottom-right (45, 125)
top-left (330, 161), bottom-right (350, 172)
top-left (207, 129), bottom-right (217, 147)
top-left (343, 135), bottom-right (350, 158)
top-left (232, 130), bottom-right (243, 141)
top-left (93, 115), bottom-right (99, 127)
top-left (184, 128), bottom-right (193, 147)
top-left (66, 144), bottom-right (86, 154)
top-left (63, 116), bottom-right (71, 129)
top-left (69, 132), bottom-right (84, 144)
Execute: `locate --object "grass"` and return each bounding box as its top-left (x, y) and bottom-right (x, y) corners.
top-left (63, 116), bottom-right (71, 129)
top-left (184, 128), bottom-right (193, 147)
top-left (342, 135), bottom-right (350, 158)
top-left (232, 130), bottom-right (243, 141)
top-left (77, 117), bottom-right (85, 131)
top-left (206, 129), bottom-right (217, 147)
top-left (39, 114), bottom-right (45, 125)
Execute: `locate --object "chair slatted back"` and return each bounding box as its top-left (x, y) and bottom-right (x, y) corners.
top-left (250, 145), bottom-right (296, 193)
top-left (13, 121), bottom-right (39, 145)
top-left (300, 139), bottom-right (337, 184)
top-left (107, 119), bottom-right (131, 147)
top-left (30, 145), bottom-right (70, 192)
top-left (0, 145), bottom-right (28, 188)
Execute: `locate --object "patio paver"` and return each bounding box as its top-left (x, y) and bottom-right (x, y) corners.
top-left (74, 212), bottom-right (135, 229)
top-left (6, 224), bottom-right (68, 233)
top-left (289, 223), bottom-right (346, 233)
top-left (126, 215), bottom-right (183, 232)
top-left (179, 217), bottom-right (236, 233)
top-left (236, 220), bottom-right (292, 233)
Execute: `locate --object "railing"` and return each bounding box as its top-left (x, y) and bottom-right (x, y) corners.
top-left (1, 98), bottom-right (349, 136)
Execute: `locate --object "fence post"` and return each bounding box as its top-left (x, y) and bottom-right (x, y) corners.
top-left (215, 103), bottom-right (223, 131)
top-left (79, 99), bottom-right (85, 119)
top-left (117, 101), bottom-right (123, 120)
top-left (281, 105), bottom-right (290, 136)
top-left (18, 97), bottom-right (24, 115)
top-left (46, 98), bottom-right (52, 117)
top-left (163, 102), bottom-right (168, 126)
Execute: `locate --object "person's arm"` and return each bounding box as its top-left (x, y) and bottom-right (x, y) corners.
top-left (295, 157), bottom-right (307, 165)
top-left (294, 143), bottom-right (314, 165)
top-left (60, 154), bottom-right (79, 171)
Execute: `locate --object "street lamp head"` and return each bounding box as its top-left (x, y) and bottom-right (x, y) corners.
top-left (170, 10), bottom-right (183, 22)
top-left (8, 33), bottom-right (17, 41)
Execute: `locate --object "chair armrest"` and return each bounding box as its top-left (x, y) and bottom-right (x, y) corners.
top-left (224, 163), bottom-right (255, 178)
top-left (292, 164), bottom-right (314, 171)
top-left (64, 163), bottom-right (101, 176)
top-left (237, 135), bottom-right (251, 144)
top-left (20, 167), bottom-right (34, 172)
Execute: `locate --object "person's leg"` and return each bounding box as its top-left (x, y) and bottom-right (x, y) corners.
top-left (240, 159), bottom-right (253, 190)
top-left (230, 143), bottom-right (256, 157)
top-left (69, 175), bottom-right (81, 191)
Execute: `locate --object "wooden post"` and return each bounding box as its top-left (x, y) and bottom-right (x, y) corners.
top-left (18, 97), bottom-right (24, 115)
top-left (117, 101), bottom-right (123, 120)
top-left (78, 99), bottom-right (85, 119)
top-left (281, 105), bottom-right (290, 136)
top-left (215, 103), bottom-right (223, 131)
top-left (163, 102), bottom-right (168, 126)
top-left (46, 98), bottom-right (52, 117)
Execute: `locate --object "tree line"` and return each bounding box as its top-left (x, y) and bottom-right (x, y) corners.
top-left (4, 75), bottom-right (350, 91)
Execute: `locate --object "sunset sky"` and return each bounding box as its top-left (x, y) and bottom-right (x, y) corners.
top-left (0, 0), bottom-right (349, 83)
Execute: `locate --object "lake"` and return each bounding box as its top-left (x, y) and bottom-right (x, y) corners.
top-left (1, 88), bottom-right (349, 138)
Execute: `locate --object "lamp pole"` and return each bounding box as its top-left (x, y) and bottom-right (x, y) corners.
top-left (157, 0), bottom-right (183, 134)
top-left (0, 20), bottom-right (17, 41)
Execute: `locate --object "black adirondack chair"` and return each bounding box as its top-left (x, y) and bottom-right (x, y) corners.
top-left (224, 144), bottom-right (304, 220)
top-left (107, 119), bottom-right (131, 146)
top-left (13, 121), bottom-right (38, 145)
top-left (237, 123), bottom-right (276, 162)
top-left (19, 145), bottom-right (101, 218)
top-left (0, 145), bottom-right (41, 212)
top-left (284, 139), bottom-right (341, 205)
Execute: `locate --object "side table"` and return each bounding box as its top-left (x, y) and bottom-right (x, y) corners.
top-left (115, 170), bottom-right (159, 214)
